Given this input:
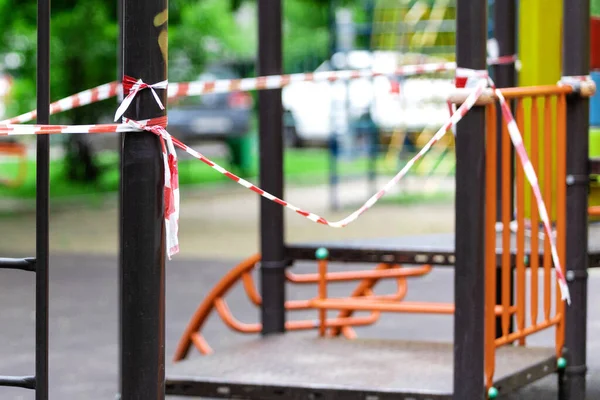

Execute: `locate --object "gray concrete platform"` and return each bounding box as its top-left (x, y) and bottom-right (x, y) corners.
top-left (167, 336), bottom-right (555, 398)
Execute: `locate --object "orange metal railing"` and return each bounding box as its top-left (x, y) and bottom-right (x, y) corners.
top-left (483, 87), bottom-right (567, 387)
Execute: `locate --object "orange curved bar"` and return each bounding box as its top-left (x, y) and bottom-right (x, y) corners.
top-left (190, 332), bottom-right (213, 355)
top-left (241, 272), bottom-right (262, 306)
top-left (329, 264), bottom-right (409, 337)
top-left (242, 261), bottom-right (410, 337)
top-left (213, 298), bottom-right (382, 333)
top-left (172, 254), bottom-right (261, 362)
top-left (286, 264), bottom-right (432, 283)
top-left (242, 264), bottom-right (407, 309)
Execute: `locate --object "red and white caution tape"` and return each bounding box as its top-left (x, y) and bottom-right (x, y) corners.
top-left (163, 77), bottom-right (488, 229)
top-left (0, 82), bottom-right (121, 125)
top-left (1, 58), bottom-right (518, 126)
top-left (124, 117), bottom-right (180, 258)
top-left (114, 76), bottom-right (167, 121)
top-left (166, 62), bottom-right (460, 98)
top-left (486, 76), bottom-right (570, 303)
top-left (0, 58), bottom-right (568, 302)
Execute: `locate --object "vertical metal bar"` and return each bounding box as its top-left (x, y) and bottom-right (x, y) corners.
top-left (515, 100), bottom-right (526, 346)
top-left (258, 0), bottom-right (286, 335)
top-left (120, 0), bottom-right (168, 398)
top-left (493, 0), bottom-right (516, 340)
top-left (556, 93), bottom-right (567, 357)
top-left (501, 109), bottom-right (512, 338)
top-left (543, 95), bottom-right (553, 322)
top-left (493, 0), bottom-right (516, 218)
top-left (453, 0), bottom-right (487, 399)
top-left (563, 0), bottom-right (590, 398)
top-left (117, 0), bottom-right (124, 397)
top-left (484, 104), bottom-right (497, 389)
top-left (530, 97), bottom-right (540, 327)
top-left (35, 0), bottom-right (51, 397)
top-left (318, 259), bottom-right (327, 337)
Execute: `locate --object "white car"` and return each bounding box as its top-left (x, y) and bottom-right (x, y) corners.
top-left (282, 50), bottom-right (454, 146)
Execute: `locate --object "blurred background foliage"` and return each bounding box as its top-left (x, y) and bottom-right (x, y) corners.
top-left (0, 0), bottom-right (363, 122)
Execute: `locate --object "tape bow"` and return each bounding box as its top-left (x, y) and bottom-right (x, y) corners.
top-left (114, 76), bottom-right (168, 121)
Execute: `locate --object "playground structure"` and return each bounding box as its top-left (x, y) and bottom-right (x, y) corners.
top-left (167, 1), bottom-right (594, 400)
top-left (0, 1), bottom-right (596, 400)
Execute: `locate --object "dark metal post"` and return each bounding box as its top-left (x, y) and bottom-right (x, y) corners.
top-left (454, 0), bottom-right (487, 399)
top-left (258, 0), bottom-right (286, 335)
top-left (120, 0), bottom-right (168, 398)
top-left (36, 0), bottom-right (51, 398)
top-left (493, 0), bottom-right (516, 340)
top-left (563, 0), bottom-right (590, 398)
top-left (117, 0), bottom-right (124, 397)
top-left (493, 0), bottom-right (516, 219)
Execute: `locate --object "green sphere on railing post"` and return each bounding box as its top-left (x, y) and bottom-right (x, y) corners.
top-left (487, 386), bottom-right (499, 399)
top-left (315, 247), bottom-right (329, 260)
top-left (524, 255), bottom-right (530, 266)
top-left (557, 357), bottom-right (567, 370)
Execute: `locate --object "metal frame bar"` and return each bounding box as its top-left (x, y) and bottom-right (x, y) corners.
top-left (0, 1), bottom-right (50, 397)
top-left (563, 0), bottom-right (591, 398)
top-left (165, 378), bottom-right (453, 400)
top-left (119, 0), bottom-right (168, 398)
top-left (453, 1), bottom-right (487, 399)
top-left (492, 0), bottom-right (516, 340)
top-left (258, 0), bottom-right (286, 335)
top-left (0, 258), bottom-right (36, 272)
top-left (35, 0), bottom-right (51, 397)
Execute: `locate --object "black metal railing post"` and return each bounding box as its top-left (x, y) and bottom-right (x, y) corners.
top-left (120, 0), bottom-right (168, 398)
top-left (258, 0), bottom-right (286, 335)
top-left (493, 0), bottom-right (516, 341)
top-left (563, 0), bottom-right (590, 398)
top-left (117, 0), bottom-right (124, 397)
top-left (453, 0), bottom-right (487, 399)
top-left (36, 0), bottom-right (51, 397)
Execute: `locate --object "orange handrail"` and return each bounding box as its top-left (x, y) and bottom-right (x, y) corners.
top-left (484, 103), bottom-right (498, 387)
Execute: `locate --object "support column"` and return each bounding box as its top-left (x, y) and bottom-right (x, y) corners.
top-left (120, 0), bottom-right (168, 398)
top-left (258, 0), bottom-right (286, 335)
top-left (563, 1), bottom-right (590, 398)
top-left (493, 0), bottom-right (516, 341)
top-left (453, 0), bottom-right (487, 399)
top-left (35, 0), bottom-right (51, 398)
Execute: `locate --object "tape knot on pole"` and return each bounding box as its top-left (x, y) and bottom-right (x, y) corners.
top-left (558, 75), bottom-right (596, 97)
top-left (114, 76), bottom-right (168, 122)
top-left (123, 116), bottom-right (180, 259)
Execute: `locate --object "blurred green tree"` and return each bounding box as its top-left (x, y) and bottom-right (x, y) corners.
top-left (0, 0), bottom-right (254, 182)
top-left (0, 0), bottom-right (361, 182)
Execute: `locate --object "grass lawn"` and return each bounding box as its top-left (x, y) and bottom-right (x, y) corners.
top-left (0, 148), bottom-right (377, 199)
top-left (0, 143), bottom-right (455, 207)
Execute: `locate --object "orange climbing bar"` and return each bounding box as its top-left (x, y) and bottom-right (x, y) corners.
top-left (515, 99), bottom-right (526, 346)
top-left (484, 104), bottom-right (498, 388)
